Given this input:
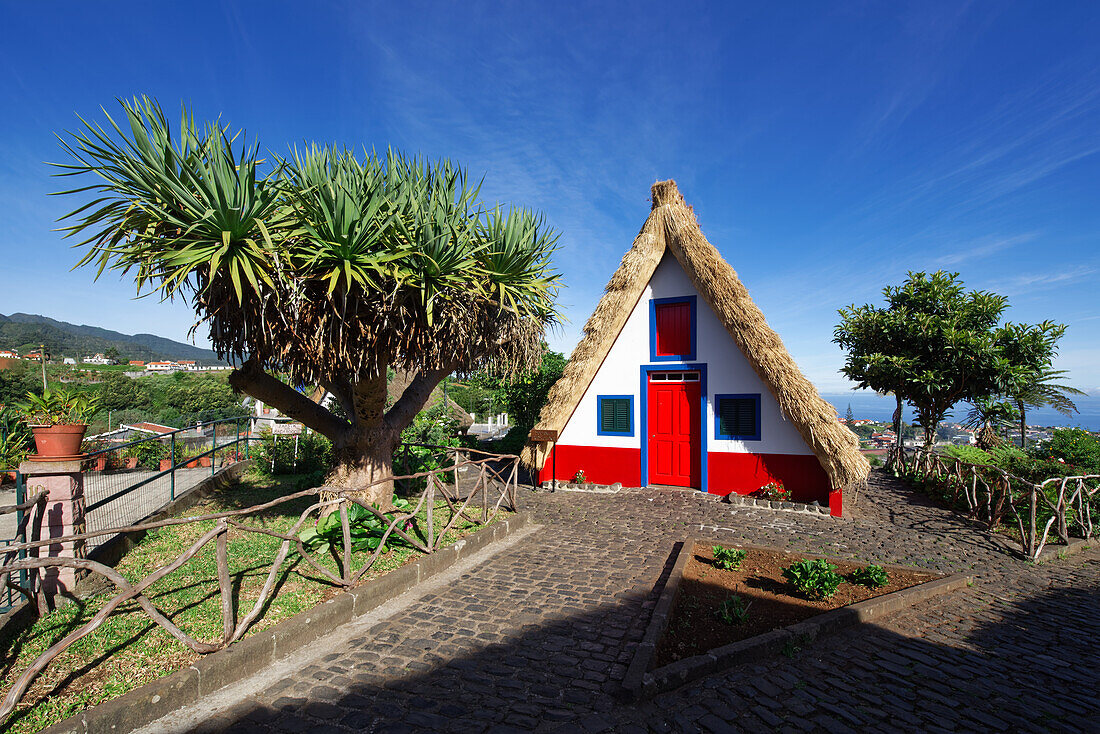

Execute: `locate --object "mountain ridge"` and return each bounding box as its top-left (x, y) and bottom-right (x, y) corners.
top-left (0, 313), bottom-right (225, 364)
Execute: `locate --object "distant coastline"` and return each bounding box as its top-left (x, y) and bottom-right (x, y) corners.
top-left (820, 392), bottom-right (1100, 433)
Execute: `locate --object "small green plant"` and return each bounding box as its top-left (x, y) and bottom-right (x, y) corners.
top-left (572, 469), bottom-right (588, 484)
top-left (847, 564), bottom-right (889, 589)
top-left (781, 633), bottom-right (813, 658)
top-left (781, 558), bottom-right (844, 600)
top-left (0, 431), bottom-right (28, 470)
top-left (714, 594), bottom-right (751, 625)
top-left (18, 388), bottom-right (99, 425)
top-left (711, 545), bottom-right (746, 571)
top-left (297, 496), bottom-right (413, 556)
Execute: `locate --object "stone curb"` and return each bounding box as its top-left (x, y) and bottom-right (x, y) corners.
top-left (41, 512), bottom-right (532, 734)
top-left (623, 538), bottom-right (971, 699)
top-left (1034, 536), bottom-right (1094, 563)
top-left (619, 541), bottom-right (691, 699)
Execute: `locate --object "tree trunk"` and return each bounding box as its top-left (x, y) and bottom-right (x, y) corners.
top-left (1017, 400), bottom-right (1028, 449)
top-left (888, 394), bottom-right (903, 469)
top-left (326, 428), bottom-right (400, 508)
top-left (229, 358), bottom-right (454, 511)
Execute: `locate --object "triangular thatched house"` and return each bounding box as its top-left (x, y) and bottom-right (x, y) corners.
top-left (522, 180), bottom-right (868, 515)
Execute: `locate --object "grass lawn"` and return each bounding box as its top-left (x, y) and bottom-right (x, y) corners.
top-left (0, 472), bottom-right (508, 733)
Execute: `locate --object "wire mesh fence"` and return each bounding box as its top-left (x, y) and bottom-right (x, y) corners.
top-left (80, 418), bottom-right (253, 550)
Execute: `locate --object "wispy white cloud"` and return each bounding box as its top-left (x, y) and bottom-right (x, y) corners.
top-left (934, 233), bottom-right (1036, 266)
top-left (986, 265), bottom-right (1098, 296)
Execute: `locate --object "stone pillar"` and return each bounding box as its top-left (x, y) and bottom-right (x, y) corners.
top-left (17, 459), bottom-right (86, 598)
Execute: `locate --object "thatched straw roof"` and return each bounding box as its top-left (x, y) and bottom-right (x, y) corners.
top-left (522, 180), bottom-right (869, 490)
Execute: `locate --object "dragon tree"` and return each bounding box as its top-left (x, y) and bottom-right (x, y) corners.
top-left (55, 97), bottom-right (560, 505)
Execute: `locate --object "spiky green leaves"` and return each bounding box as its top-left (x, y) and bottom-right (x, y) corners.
top-left (54, 98), bottom-right (561, 385)
top-left (56, 96), bottom-right (282, 304)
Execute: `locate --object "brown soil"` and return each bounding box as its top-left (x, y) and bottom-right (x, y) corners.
top-left (655, 542), bottom-right (939, 667)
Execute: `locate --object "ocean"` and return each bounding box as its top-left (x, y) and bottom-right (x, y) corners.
top-left (819, 393), bottom-right (1100, 432)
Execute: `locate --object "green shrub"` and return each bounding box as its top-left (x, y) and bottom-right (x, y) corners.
top-left (865, 453), bottom-right (883, 468)
top-left (847, 564), bottom-right (889, 588)
top-left (941, 445), bottom-right (992, 465)
top-left (712, 545), bottom-right (746, 571)
top-left (126, 438), bottom-right (168, 470)
top-left (1039, 428), bottom-right (1100, 475)
top-left (782, 558), bottom-right (844, 600)
top-left (297, 496), bottom-right (413, 555)
top-left (253, 429), bottom-right (333, 477)
top-left (714, 594), bottom-right (751, 625)
top-left (988, 444), bottom-right (1025, 467)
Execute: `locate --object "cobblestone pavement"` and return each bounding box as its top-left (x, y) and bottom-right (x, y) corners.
top-left (182, 473), bottom-right (1099, 733)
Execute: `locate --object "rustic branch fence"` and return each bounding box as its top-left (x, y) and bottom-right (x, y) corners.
top-left (897, 448), bottom-right (1099, 559)
top-left (0, 444), bottom-right (519, 723)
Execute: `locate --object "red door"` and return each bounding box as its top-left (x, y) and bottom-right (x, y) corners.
top-left (648, 374), bottom-right (701, 487)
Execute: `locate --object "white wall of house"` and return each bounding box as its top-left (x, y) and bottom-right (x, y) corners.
top-left (557, 253), bottom-right (814, 456)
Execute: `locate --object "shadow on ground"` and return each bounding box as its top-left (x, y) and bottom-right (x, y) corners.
top-left (185, 550), bottom-right (1099, 734)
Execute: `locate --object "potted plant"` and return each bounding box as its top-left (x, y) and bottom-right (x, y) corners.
top-left (0, 432), bottom-right (28, 481)
top-left (18, 389), bottom-right (99, 460)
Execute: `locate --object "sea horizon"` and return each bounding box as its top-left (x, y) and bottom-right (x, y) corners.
top-left (819, 392), bottom-right (1100, 433)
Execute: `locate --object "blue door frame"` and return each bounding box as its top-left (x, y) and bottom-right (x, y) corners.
top-left (639, 363), bottom-right (708, 491)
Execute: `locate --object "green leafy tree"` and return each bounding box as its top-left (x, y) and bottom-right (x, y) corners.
top-left (97, 372), bottom-right (150, 412)
top-left (469, 348), bottom-right (565, 451)
top-left (835, 271), bottom-right (1063, 455)
top-left (55, 97), bottom-right (560, 505)
top-left (1008, 367), bottom-right (1084, 448)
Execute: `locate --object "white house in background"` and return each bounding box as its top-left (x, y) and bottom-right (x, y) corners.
top-left (178, 360), bottom-right (199, 371)
top-left (146, 361), bottom-right (182, 372)
top-left (83, 353), bottom-right (112, 365)
top-left (0, 350), bottom-right (18, 359)
top-left (63, 357), bottom-right (77, 365)
top-left (522, 180), bottom-right (869, 516)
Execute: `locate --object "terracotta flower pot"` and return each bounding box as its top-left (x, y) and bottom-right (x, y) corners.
top-left (125, 457), bottom-right (139, 469)
top-left (30, 424), bottom-right (88, 460)
top-left (159, 459), bottom-right (172, 471)
top-left (185, 459), bottom-right (200, 469)
top-left (199, 457), bottom-right (212, 468)
top-left (93, 456), bottom-right (107, 471)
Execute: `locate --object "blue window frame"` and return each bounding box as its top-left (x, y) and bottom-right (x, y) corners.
top-left (714, 394), bottom-right (761, 441)
top-left (597, 395), bottom-right (634, 436)
top-left (649, 296), bottom-right (697, 362)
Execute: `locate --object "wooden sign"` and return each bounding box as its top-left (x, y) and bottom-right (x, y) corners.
top-left (528, 428), bottom-right (558, 442)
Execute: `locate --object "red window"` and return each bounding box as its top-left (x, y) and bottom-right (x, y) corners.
top-left (654, 301), bottom-right (692, 357)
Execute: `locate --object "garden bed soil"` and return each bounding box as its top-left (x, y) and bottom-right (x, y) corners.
top-left (655, 543), bottom-right (939, 667)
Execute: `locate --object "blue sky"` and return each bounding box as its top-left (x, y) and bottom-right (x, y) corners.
top-left (2, 2), bottom-right (1098, 394)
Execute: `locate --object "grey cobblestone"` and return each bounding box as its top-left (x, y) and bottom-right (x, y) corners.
top-left (167, 472), bottom-right (1097, 733)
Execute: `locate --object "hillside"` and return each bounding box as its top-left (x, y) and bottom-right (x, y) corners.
top-left (0, 313), bottom-right (226, 364)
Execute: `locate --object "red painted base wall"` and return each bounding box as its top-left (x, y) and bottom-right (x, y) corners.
top-left (537, 445), bottom-right (642, 487)
top-left (537, 445), bottom-right (836, 511)
top-left (706, 452), bottom-right (832, 506)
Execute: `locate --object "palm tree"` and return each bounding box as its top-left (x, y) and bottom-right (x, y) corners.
top-left (55, 97), bottom-right (561, 505)
top-left (1010, 368), bottom-right (1085, 448)
top-left (962, 397), bottom-right (1018, 450)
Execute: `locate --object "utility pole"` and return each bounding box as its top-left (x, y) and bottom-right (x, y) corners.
top-left (40, 343), bottom-right (47, 392)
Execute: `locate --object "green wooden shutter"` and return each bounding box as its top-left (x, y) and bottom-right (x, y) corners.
top-left (719, 397), bottom-right (757, 437)
top-left (600, 398), bottom-right (631, 434)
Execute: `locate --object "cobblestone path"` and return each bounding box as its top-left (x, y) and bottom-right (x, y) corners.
top-left (186, 473), bottom-right (1099, 733)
